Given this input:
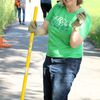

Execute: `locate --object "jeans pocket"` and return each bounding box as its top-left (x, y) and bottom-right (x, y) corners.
top-left (64, 58), bottom-right (82, 76)
top-left (72, 59), bottom-right (82, 75)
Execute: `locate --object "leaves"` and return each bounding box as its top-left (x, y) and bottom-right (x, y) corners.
top-left (0, 0), bottom-right (16, 34)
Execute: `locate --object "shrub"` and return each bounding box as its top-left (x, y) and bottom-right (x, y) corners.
top-left (89, 16), bottom-right (100, 47)
top-left (0, 0), bottom-right (16, 35)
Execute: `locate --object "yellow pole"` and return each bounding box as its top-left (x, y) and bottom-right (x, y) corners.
top-left (20, 6), bottom-right (38, 100)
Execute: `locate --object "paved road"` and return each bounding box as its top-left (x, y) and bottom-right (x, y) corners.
top-left (0, 1), bottom-right (100, 100)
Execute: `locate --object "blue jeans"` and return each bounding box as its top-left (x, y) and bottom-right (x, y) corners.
top-left (43, 56), bottom-right (82, 100)
top-left (17, 7), bottom-right (25, 23)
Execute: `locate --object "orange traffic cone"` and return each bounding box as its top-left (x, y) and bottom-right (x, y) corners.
top-left (0, 37), bottom-right (12, 48)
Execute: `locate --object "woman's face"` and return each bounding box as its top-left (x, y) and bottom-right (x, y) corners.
top-left (63, 0), bottom-right (77, 7)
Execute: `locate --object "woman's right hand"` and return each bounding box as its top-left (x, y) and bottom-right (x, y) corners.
top-left (28, 21), bottom-right (37, 34)
top-left (28, 20), bottom-right (48, 35)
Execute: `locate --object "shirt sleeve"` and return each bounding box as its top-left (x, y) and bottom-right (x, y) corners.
top-left (80, 14), bottom-right (92, 39)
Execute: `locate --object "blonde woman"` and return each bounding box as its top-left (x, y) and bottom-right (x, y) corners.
top-left (28, 0), bottom-right (91, 100)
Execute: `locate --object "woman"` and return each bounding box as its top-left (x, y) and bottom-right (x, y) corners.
top-left (28, 0), bottom-right (91, 100)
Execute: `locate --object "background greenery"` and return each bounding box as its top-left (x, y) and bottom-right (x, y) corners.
top-left (0, 0), bottom-right (16, 35)
top-left (83, 0), bottom-right (100, 47)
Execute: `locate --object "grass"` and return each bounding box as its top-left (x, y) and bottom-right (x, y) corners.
top-left (83, 0), bottom-right (100, 47)
top-left (0, 0), bottom-right (16, 35)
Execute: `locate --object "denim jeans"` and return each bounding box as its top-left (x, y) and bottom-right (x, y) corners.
top-left (17, 7), bottom-right (25, 23)
top-left (43, 56), bottom-right (82, 100)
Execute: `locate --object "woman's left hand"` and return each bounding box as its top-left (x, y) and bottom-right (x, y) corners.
top-left (72, 12), bottom-right (86, 30)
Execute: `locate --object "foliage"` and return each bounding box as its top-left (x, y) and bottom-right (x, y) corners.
top-left (89, 16), bottom-right (100, 47)
top-left (83, 0), bottom-right (100, 47)
top-left (0, 0), bottom-right (16, 34)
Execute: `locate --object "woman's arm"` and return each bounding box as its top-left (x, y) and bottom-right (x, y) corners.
top-left (37, 20), bottom-right (49, 35)
top-left (70, 29), bottom-right (83, 48)
top-left (70, 12), bottom-right (86, 48)
top-left (28, 20), bottom-right (49, 35)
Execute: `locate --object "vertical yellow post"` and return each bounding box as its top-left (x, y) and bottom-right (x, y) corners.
top-left (20, 6), bottom-right (38, 100)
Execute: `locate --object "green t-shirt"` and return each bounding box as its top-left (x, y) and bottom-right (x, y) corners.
top-left (46, 3), bottom-right (91, 58)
